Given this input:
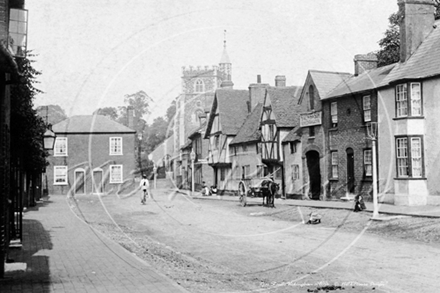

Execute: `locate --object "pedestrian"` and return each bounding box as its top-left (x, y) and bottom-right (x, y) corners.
top-left (353, 194), bottom-right (366, 212)
top-left (201, 181), bottom-right (210, 196)
top-left (139, 174), bottom-right (150, 204)
top-left (211, 185), bottom-right (218, 197)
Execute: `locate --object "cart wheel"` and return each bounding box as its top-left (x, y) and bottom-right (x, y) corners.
top-left (238, 181), bottom-right (247, 207)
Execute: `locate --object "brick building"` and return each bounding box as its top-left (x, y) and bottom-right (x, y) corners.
top-left (325, 58), bottom-right (395, 200)
top-left (47, 115), bottom-right (136, 195)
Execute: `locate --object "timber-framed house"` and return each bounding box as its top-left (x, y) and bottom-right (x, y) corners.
top-left (260, 86), bottom-right (302, 196)
top-left (204, 89), bottom-right (248, 193)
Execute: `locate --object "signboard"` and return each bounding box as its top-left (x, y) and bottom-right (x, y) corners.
top-left (300, 111), bottom-right (322, 127)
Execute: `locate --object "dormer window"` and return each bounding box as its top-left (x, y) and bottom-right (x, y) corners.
top-left (195, 79), bottom-right (205, 93)
top-left (395, 82), bottom-right (422, 118)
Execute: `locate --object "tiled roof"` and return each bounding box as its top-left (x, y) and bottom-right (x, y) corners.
top-left (382, 20), bottom-right (440, 84)
top-left (230, 103), bottom-right (263, 145)
top-left (52, 115), bottom-right (136, 133)
top-left (216, 89), bottom-right (249, 135)
top-left (267, 86), bottom-right (303, 127)
top-left (308, 70), bottom-right (352, 99)
top-left (325, 63), bottom-right (396, 99)
top-left (282, 126), bottom-right (303, 143)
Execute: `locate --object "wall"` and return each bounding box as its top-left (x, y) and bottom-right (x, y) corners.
top-left (324, 93), bottom-right (375, 200)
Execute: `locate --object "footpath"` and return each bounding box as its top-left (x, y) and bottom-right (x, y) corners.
top-left (190, 191), bottom-right (440, 219)
top-left (0, 195), bottom-right (189, 293)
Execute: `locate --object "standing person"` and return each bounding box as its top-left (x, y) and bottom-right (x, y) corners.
top-left (139, 174), bottom-right (150, 204)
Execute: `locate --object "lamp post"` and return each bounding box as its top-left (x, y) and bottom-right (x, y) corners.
top-left (366, 122), bottom-right (379, 219)
top-left (190, 149), bottom-right (196, 193)
top-left (137, 132), bottom-right (143, 176)
top-left (153, 164), bottom-right (157, 189)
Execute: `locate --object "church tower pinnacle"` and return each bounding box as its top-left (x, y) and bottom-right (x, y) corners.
top-left (219, 30), bottom-right (233, 88)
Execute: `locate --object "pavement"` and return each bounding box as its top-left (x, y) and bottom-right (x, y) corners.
top-left (0, 194), bottom-right (189, 293)
top-left (189, 191), bottom-right (440, 218)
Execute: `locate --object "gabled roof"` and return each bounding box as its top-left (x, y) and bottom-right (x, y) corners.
top-left (306, 70), bottom-right (352, 99)
top-left (382, 20), bottom-right (440, 84)
top-left (267, 86), bottom-right (303, 127)
top-left (282, 126), bottom-right (303, 143)
top-left (205, 89), bottom-right (249, 137)
top-left (325, 63), bottom-right (396, 99)
top-left (230, 103), bottom-right (263, 145)
top-left (53, 115), bottom-right (136, 134)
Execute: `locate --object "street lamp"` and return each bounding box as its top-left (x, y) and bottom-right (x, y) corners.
top-left (366, 122), bottom-right (379, 219)
top-left (43, 125), bottom-right (56, 150)
top-left (137, 132), bottom-right (143, 176)
top-left (190, 149), bottom-right (196, 193)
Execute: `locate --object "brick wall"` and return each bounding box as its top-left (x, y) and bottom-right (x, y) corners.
top-left (323, 92), bottom-right (376, 200)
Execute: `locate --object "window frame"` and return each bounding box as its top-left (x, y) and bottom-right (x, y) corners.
top-left (109, 137), bottom-right (123, 155)
top-left (395, 135), bottom-right (424, 178)
top-left (109, 165), bottom-right (123, 183)
top-left (331, 151), bottom-right (338, 179)
top-left (54, 137), bottom-right (68, 157)
top-left (395, 82), bottom-right (423, 118)
top-left (363, 149), bottom-right (372, 177)
top-left (290, 142), bottom-right (297, 154)
top-left (363, 95), bottom-right (371, 122)
top-left (54, 166), bottom-right (68, 185)
top-left (291, 164), bottom-right (299, 180)
top-left (330, 102), bottom-right (338, 127)
top-left (195, 79), bottom-right (205, 93)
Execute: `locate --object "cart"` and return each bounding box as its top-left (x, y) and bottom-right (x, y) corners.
top-left (237, 177), bottom-right (279, 207)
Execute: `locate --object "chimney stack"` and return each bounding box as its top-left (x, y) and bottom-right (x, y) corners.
top-left (275, 75), bottom-right (286, 87)
top-left (354, 54), bottom-right (378, 76)
top-left (248, 75), bottom-right (269, 111)
top-left (398, 0), bottom-right (435, 62)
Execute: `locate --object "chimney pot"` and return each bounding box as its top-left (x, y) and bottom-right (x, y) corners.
top-left (257, 75), bottom-right (261, 83)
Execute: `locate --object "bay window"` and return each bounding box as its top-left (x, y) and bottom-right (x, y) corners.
top-left (396, 136), bottom-right (424, 178)
top-left (395, 82), bottom-right (422, 118)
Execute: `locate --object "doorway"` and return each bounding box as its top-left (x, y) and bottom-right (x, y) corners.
top-left (346, 148), bottom-right (355, 193)
top-left (306, 151), bottom-right (321, 200)
top-left (93, 169), bottom-right (103, 194)
top-left (74, 169), bottom-right (85, 195)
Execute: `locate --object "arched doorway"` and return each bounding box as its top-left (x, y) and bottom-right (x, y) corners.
top-left (346, 148), bottom-right (355, 194)
top-left (306, 151), bottom-right (321, 200)
top-left (74, 169), bottom-right (86, 195)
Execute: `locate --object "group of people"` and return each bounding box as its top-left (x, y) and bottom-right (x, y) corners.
top-left (201, 181), bottom-right (217, 196)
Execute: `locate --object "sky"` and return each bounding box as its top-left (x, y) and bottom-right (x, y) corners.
top-left (26, 0), bottom-right (398, 123)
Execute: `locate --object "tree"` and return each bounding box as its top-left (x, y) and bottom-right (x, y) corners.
top-left (93, 107), bottom-right (118, 121)
top-left (145, 117), bottom-right (168, 154)
top-left (11, 53), bottom-right (48, 173)
top-left (36, 104), bottom-right (67, 125)
top-left (377, 2), bottom-right (440, 67)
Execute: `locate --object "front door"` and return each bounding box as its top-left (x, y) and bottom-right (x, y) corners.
top-left (74, 170), bottom-right (85, 194)
top-left (306, 151), bottom-right (321, 200)
top-left (346, 148), bottom-right (355, 193)
top-left (93, 169), bottom-right (103, 194)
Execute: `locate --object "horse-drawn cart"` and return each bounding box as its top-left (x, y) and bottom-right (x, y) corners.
top-left (237, 177), bottom-right (279, 207)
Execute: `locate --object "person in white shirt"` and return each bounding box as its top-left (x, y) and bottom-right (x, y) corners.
top-left (139, 175), bottom-right (150, 204)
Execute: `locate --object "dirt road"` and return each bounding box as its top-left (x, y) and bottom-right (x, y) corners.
top-left (69, 190), bottom-right (440, 293)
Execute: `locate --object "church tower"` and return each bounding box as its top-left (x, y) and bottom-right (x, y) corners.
top-left (219, 30), bottom-right (233, 89)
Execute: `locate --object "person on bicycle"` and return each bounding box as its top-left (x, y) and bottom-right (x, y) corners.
top-left (139, 174), bottom-right (150, 204)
